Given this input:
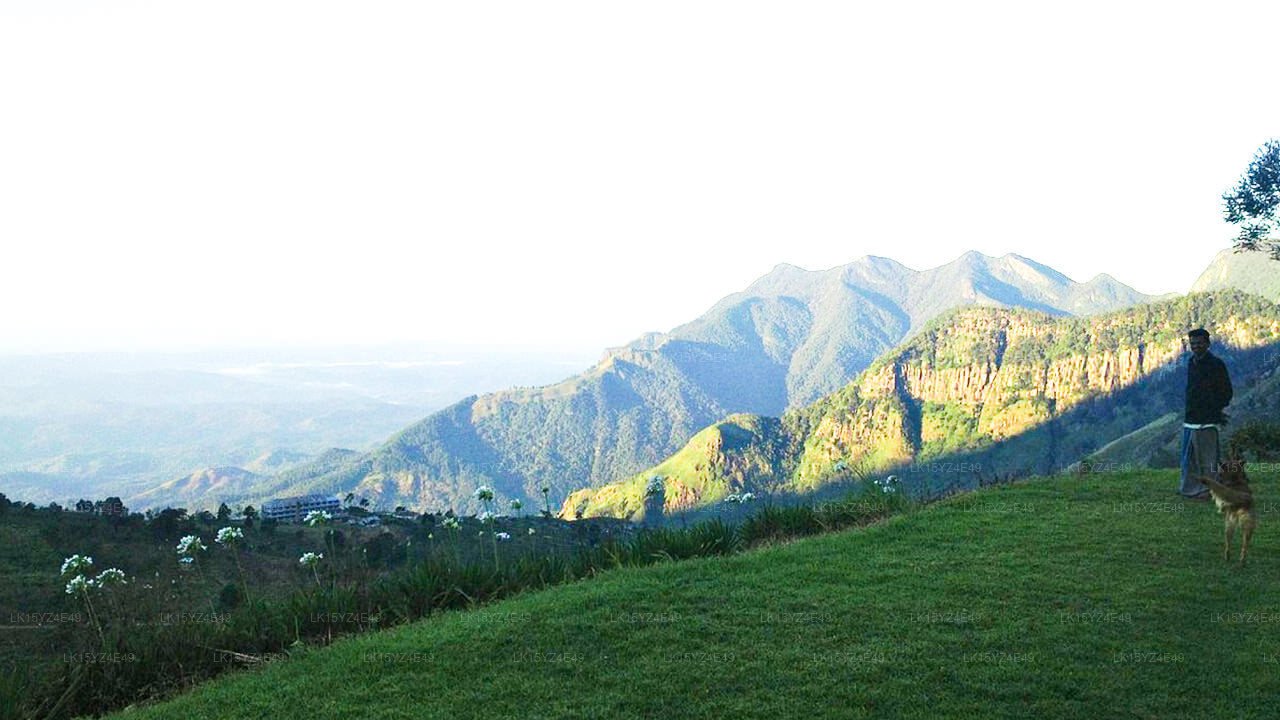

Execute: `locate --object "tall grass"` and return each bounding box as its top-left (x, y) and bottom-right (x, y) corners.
top-left (18, 482), bottom-right (916, 719)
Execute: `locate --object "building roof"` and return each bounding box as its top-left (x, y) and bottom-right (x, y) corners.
top-left (263, 494), bottom-right (341, 508)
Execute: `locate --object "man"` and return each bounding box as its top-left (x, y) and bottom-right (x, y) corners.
top-left (1179, 328), bottom-right (1233, 499)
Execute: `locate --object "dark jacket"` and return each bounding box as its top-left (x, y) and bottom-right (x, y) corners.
top-left (1185, 351), bottom-right (1232, 424)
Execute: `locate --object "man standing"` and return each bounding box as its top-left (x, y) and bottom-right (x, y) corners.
top-left (1180, 328), bottom-right (1233, 499)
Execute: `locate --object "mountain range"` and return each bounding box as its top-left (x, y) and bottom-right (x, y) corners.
top-left (175, 251), bottom-right (1167, 514)
top-left (563, 289), bottom-right (1280, 520)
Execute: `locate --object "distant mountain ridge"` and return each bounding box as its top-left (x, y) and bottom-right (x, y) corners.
top-left (245, 251), bottom-right (1161, 514)
top-left (1192, 248), bottom-right (1280, 302)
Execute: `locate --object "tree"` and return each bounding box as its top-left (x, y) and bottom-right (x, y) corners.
top-left (242, 505), bottom-right (258, 520)
top-left (217, 503), bottom-right (232, 522)
top-left (1223, 140), bottom-right (1280, 260)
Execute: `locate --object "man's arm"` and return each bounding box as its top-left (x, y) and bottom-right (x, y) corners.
top-left (1216, 357), bottom-right (1233, 409)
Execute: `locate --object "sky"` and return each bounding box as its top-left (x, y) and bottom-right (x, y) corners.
top-left (2, 1), bottom-right (1278, 354)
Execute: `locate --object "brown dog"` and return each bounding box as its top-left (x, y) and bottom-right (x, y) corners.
top-left (1197, 459), bottom-right (1257, 566)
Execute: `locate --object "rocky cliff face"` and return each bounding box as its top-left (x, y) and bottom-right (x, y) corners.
top-left (566, 291), bottom-right (1280, 520)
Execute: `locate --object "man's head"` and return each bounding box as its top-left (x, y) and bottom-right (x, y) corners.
top-left (1188, 328), bottom-right (1211, 358)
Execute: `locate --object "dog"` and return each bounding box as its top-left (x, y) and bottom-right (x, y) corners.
top-left (1196, 459), bottom-right (1257, 566)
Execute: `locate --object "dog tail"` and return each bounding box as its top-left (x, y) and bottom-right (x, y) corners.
top-left (1196, 475), bottom-right (1253, 505)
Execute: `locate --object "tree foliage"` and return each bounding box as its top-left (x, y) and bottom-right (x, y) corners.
top-left (1223, 139), bottom-right (1280, 260)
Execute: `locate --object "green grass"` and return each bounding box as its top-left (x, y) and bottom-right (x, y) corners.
top-left (106, 469), bottom-right (1280, 720)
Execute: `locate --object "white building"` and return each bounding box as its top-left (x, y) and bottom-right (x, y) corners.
top-left (261, 494), bottom-right (342, 523)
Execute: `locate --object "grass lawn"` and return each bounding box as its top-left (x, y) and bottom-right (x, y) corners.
top-left (106, 469), bottom-right (1280, 720)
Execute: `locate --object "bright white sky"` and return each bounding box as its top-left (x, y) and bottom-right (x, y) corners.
top-left (2, 1), bottom-right (1277, 354)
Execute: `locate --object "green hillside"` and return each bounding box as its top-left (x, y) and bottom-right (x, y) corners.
top-left (566, 290), bottom-right (1280, 520)
top-left (107, 469), bottom-right (1280, 719)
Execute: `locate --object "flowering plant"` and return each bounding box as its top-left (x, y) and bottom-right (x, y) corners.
top-left (176, 535), bottom-right (206, 556)
top-left (304, 510), bottom-right (332, 527)
top-left (873, 475), bottom-right (901, 495)
top-left (216, 526), bottom-right (244, 545)
top-left (65, 575), bottom-right (91, 595)
top-left (60, 555), bottom-right (94, 579)
top-left (92, 568), bottom-right (126, 588)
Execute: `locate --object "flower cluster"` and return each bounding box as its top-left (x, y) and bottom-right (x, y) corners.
top-left (442, 517), bottom-right (461, 530)
top-left (66, 575), bottom-right (91, 596)
top-left (63, 563), bottom-right (127, 594)
top-left (510, 499), bottom-right (523, 511)
top-left (473, 486), bottom-right (495, 503)
top-left (298, 552), bottom-right (323, 567)
top-left (93, 568), bottom-right (126, 588)
top-left (477, 511), bottom-right (494, 523)
top-left (216, 526), bottom-right (245, 545)
top-left (304, 510), bottom-right (332, 527)
top-left (723, 493), bottom-right (756, 504)
top-left (874, 475), bottom-right (900, 494)
top-left (176, 535), bottom-right (206, 557)
top-left (495, 532), bottom-right (511, 541)
top-left (60, 554), bottom-right (94, 579)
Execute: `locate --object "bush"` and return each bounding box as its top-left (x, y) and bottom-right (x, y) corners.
top-left (218, 582), bottom-right (244, 612)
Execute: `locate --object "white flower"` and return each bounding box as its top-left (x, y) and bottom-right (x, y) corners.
top-left (176, 535), bottom-right (206, 557)
top-left (60, 555), bottom-right (94, 578)
top-left (477, 511), bottom-right (494, 523)
top-left (528, 527), bottom-right (536, 535)
top-left (724, 494), bottom-right (740, 504)
top-left (178, 557), bottom-right (195, 566)
top-left (427, 533), bottom-right (434, 539)
top-left (473, 486), bottom-right (494, 502)
top-left (740, 492), bottom-right (756, 503)
top-left (299, 552), bottom-right (323, 567)
top-left (66, 576), bottom-right (91, 595)
top-left (510, 499), bottom-right (523, 510)
top-left (215, 527), bottom-right (244, 545)
top-left (304, 511), bottom-right (333, 527)
top-left (93, 568), bottom-right (126, 588)
top-left (496, 532), bottom-right (511, 541)
top-left (443, 517), bottom-right (461, 530)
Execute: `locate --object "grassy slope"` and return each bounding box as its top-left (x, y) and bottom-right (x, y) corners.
top-left (109, 469), bottom-right (1280, 720)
